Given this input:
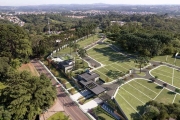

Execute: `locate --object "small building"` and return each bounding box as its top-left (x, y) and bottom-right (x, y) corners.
top-left (58, 59), bottom-right (74, 73)
top-left (78, 72), bottom-right (106, 95)
top-left (78, 72), bottom-right (100, 82)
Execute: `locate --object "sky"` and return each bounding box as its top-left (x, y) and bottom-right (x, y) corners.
top-left (0, 0), bottom-right (180, 6)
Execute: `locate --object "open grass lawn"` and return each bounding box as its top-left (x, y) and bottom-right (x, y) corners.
top-left (97, 113), bottom-right (115, 120)
top-left (47, 112), bottom-right (68, 120)
top-left (0, 82), bottom-right (6, 89)
top-left (52, 35), bottom-right (99, 57)
top-left (150, 65), bottom-right (180, 88)
top-left (152, 55), bottom-right (180, 67)
top-left (174, 94), bottom-right (180, 103)
top-left (88, 43), bottom-right (138, 82)
top-left (115, 79), bottom-right (175, 120)
top-left (78, 35), bottom-right (99, 47)
top-left (19, 63), bottom-right (39, 76)
top-left (155, 89), bottom-right (176, 104)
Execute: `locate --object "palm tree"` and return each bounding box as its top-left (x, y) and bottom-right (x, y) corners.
top-left (134, 56), bottom-right (149, 73)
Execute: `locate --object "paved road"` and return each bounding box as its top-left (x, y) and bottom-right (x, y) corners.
top-left (83, 38), bottom-right (106, 68)
top-left (31, 60), bottom-right (89, 120)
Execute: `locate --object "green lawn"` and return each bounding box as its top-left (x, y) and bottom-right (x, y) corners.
top-left (155, 89), bottom-right (176, 104)
top-left (97, 113), bottom-right (115, 120)
top-left (88, 43), bottom-right (137, 82)
top-left (174, 94), bottom-right (180, 103)
top-left (78, 35), bottom-right (99, 47)
top-left (47, 112), bottom-right (68, 120)
top-left (53, 35), bottom-right (100, 58)
top-left (115, 79), bottom-right (173, 120)
top-left (150, 65), bottom-right (180, 88)
top-left (152, 55), bottom-right (180, 67)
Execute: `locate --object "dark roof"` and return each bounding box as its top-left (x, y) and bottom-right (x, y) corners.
top-left (80, 80), bottom-right (105, 95)
top-left (79, 72), bottom-right (100, 81)
top-left (59, 59), bottom-right (74, 67)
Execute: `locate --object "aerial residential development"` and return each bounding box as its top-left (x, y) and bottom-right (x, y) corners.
top-left (0, 1), bottom-right (180, 120)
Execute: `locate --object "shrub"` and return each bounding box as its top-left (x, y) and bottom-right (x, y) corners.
top-left (163, 83), bottom-right (167, 87)
top-left (175, 88), bottom-right (180, 93)
top-left (69, 88), bottom-right (76, 95)
top-left (105, 77), bottom-right (110, 82)
top-left (124, 77), bottom-right (128, 81)
top-left (61, 79), bottom-right (67, 84)
top-left (79, 99), bottom-right (85, 105)
top-left (147, 66), bottom-right (152, 70)
top-left (130, 74), bottom-right (134, 78)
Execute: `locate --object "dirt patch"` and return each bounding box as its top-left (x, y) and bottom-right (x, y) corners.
top-left (19, 63), bottom-right (39, 76)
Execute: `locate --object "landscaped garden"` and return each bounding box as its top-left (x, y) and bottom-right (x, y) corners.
top-left (90, 105), bottom-right (115, 120)
top-left (115, 79), bottom-right (178, 119)
top-left (150, 65), bottom-right (180, 88)
top-left (88, 43), bottom-right (137, 82)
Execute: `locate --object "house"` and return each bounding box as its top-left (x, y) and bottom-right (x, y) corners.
top-left (78, 72), bottom-right (106, 95)
top-left (78, 72), bottom-right (100, 82)
top-left (58, 59), bottom-right (74, 73)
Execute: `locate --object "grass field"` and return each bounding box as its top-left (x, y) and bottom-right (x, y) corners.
top-left (78, 35), bottom-right (99, 48)
top-left (115, 79), bottom-right (177, 119)
top-left (174, 94), bottom-right (180, 103)
top-left (52, 34), bottom-right (100, 57)
top-left (154, 89), bottom-right (176, 104)
top-left (150, 65), bottom-right (180, 88)
top-left (152, 55), bottom-right (180, 67)
top-left (19, 63), bottom-right (39, 76)
top-left (88, 43), bottom-right (137, 82)
top-left (47, 112), bottom-right (68, 120)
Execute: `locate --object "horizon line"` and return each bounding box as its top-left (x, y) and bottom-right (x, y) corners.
top-left (1, 3), bottom-right (180, 7)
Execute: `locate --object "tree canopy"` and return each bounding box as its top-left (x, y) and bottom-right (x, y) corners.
top-left (0, 24), bottom-right (32, 62)
top-left (0, 66), bottom-right (56, 120)
top-left (140, 101), bottom-right (180, 120)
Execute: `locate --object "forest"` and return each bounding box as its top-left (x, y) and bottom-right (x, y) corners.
top-left (0, 24), bottom-right (56, 120)
top-left (104, 14), bottom-right (180, 57)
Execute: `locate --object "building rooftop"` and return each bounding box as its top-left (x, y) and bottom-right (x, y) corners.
top-left (80, 80), bottom-right (105, 95)
top-left (79, 72), bottom-right (100, 81)
top-left (59, 59), bottom-right (74, 67)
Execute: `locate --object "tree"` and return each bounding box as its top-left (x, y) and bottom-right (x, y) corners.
top-left (0, 106), bottom-right (12, 120)
top-left (116, 79), bottom-right (124, 85)
top-left (69, 41), bottom-right (73, 55)
top-left (0, 70), bottom-right (56, 120)
top-left (72, 43), bottom-right (80, 52)
top-left (78, 48), bottom-right (87, 58)
top-left (134, 56), bottom-right (149, 73)
top-left (142, 105), bottom-right (160, 119)
top-left (0, 24), bottom-right (32, 62)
